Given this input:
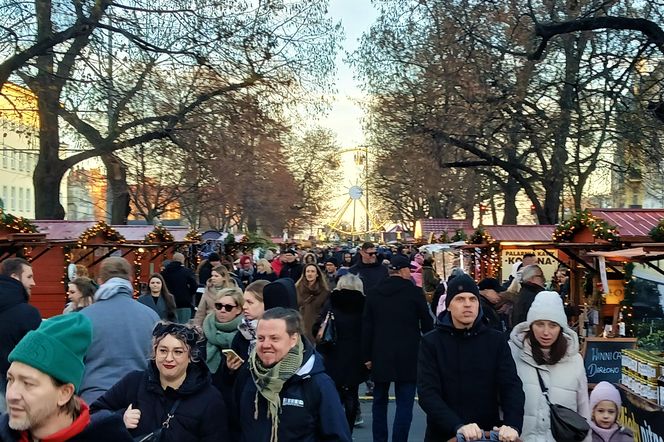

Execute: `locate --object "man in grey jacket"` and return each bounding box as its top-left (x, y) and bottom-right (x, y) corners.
top-left (79, 257), bottom-right (159, 404)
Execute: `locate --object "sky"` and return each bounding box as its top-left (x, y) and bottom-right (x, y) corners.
top-left (320, 0), bottom-right (378, 148)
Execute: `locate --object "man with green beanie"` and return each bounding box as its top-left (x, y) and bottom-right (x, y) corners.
top-left (0, 314), bottom-right (133, 441)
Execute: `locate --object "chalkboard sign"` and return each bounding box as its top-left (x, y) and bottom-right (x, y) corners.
top-left (582, 337), bottom-right (637, 384)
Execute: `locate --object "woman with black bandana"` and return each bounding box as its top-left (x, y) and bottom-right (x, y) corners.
top-left (90, 322), bottom-right (228, 442)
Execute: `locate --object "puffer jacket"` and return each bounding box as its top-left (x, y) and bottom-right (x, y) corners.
top-left (509, 322), bottom-right (590, 442)
top-left (590, 423), bottom-right (634, 442)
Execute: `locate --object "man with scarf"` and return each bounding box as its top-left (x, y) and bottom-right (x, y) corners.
top-left (78, 257), bottom-right (160, 405)
top-left (236, 307), bottom-right (351, 442)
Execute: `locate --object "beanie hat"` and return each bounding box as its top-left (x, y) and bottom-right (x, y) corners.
top-left (445, 274), bottom-right (480, 308)
top-left (9, 313), bottom-right (92, 392)
top-left (239, 256), bottom-right (252, 266)
top-left (590, 381), bottom-right (621, 411)
top-left (208, 252), bottom-right (221, 262)
top-left (526, 291), bottom-right (568, 328)
top-left (264, 278), bottom-right (298, 310)
top-left (478, 278), bottom-right (502, 292)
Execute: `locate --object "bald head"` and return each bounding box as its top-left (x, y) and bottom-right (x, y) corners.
top-left (172, 252), bottom-right (185, 264)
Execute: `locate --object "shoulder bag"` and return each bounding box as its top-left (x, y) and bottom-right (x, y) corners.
top-left (134, 399), bottom-right (181, 442)
top-left (535, 369), bottom-right (589, 442)
top-left (316, 311), bottom-right (337, 347)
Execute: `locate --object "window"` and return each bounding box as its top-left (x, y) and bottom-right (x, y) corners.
top-left (10, 186), bottom-right (15, 211)
top-left (9, 151), bottom-right (15, 170)
top-left (1, 150), bottom-right (6, 169)
top-left (26, 189), bottom-right (31, 213)
top-left (18, 152), bottom-right (24, 171)
top-left (18, 188), bottom-right (23, 211)
top-left (1, 186), bottom-right (7, 204)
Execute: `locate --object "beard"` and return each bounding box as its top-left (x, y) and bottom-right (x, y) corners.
top-left (8, 400), bottom-right (59, 432)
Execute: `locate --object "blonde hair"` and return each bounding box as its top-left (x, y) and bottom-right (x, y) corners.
top-left (214, 286), bottom-right (244, 308)
top-left (244, 279), bottom-right (269, 302)
top-left (256, 258), bottom-right (273, 274)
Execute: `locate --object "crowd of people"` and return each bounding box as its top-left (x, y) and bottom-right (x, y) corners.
top-left (0, 244), bottom-right (634, 442)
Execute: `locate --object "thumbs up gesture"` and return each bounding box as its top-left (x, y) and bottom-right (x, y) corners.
top-left (123, 403), bottom-right (142, 429)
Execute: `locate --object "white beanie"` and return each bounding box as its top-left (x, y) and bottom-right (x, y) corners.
top-left (526, 291), bottom-right (568, 328)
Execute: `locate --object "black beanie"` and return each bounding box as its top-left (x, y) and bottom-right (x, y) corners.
top-left (445, 274), bottom-right (480, 308)
top-left (263, 278), bottom-right (298, 310)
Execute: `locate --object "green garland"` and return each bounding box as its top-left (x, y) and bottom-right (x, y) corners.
top-left (77, 221), bottom-right (125, 246)
top-left (437, 231), bottom-right (450, 243)
top-left (184, 228), bottom-right (202, 242)
top-left (451, 228), bottom-right (467, 242)
top-left (145, 225), bottom-right (174, 243)
top-left (468, 226), bottom-right (493, 245)
top-left (0, 210), bottom-right (38, 233)
top-left (553, 209), bottom-right (620, 244)
top-left (649, 218), bottom-right (664, 242)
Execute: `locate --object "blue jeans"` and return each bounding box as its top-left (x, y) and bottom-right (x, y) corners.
top-left (372, 381), bottom-right (416, 442)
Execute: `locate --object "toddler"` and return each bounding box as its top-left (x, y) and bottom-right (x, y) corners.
top-left (589, 381), bottom-right (634, 442)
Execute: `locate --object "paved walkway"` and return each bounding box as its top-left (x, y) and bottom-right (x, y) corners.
top-left (352, 395), bottom-right (427, 441)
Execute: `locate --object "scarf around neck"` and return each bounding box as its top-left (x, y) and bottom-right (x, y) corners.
top-left (589, 421), bottom-right (620, 442)
top-left (204, 312), bottom-right (242, 373)
top-left (249, 337), bottom-right (304, 442)
top-left (94, 277), bottom-right (133, 301)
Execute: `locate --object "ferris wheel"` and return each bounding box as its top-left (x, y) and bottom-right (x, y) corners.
top-left (326, 147), bottom-right (383, 239)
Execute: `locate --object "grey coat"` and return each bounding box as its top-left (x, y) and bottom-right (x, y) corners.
top-left (137, 294), bottom-right (174, 321)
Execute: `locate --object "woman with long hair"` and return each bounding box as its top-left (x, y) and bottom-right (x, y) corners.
top-left (296, 263), bottom-right (330, 343)
top-left (193, 265), bottom-right (236, 326)
top-left (509, 291), bottom-right (590, 441)
top-left (91, 322), bottom-right (227, 441)
top-left (203, 287), bottom-right (244, 375)
top-left (63, 277), bottom-right (96, 313)
top-left (137, 273), bottom-right (177, 321)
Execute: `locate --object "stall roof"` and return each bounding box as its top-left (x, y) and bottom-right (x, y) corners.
top-left (485, 225), bottom-right (555, 242)
top-left (590, 208), bottom-right (664, 240)
top-left (415, 218), bottom-right (473, 238)
top-left (32, 220), bottom-right (98, 241)
top-left (587, 248), bottom-right (664, 261)
top-left (113, 225), bottom-right (192, 243)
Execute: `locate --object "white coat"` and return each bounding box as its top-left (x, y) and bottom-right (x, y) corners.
top-left (509, 322), bottom-right (591, 442)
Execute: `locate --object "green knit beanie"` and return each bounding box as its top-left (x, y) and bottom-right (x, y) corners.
top-left (9, 313), bottom-right (92, 392)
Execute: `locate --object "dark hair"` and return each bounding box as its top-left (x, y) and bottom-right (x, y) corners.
top-left (526, 327), bottom-right (568, 365)
top-left (523, 253), bottom-right (536, 259)
top-left (295, 263), bottom-right (329, 294)
top-left (361, 242), bottom-right (375, 251)
top-left (69, 277), bottom-right (96, 308)
top-left (261, 307), bottom-right (303, 335)
top-left (148, 273), bottom-right (177, 321)
top-left (1, 257), bottom-right (30, 277)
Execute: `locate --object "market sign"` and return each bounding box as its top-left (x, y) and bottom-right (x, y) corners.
top-left (500, 249), bottom-right (558, 284)
top-left (582, 337), bottom-right (637, 384)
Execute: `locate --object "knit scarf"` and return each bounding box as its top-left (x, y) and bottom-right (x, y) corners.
top-left (249, 337), bottom-right (304, 442)
top-left (204, 313), bottom-right (243, 373)
top-left (239, 317), bottom-right (258, 350)
top-left (589, 421), bottom-right (620, 442)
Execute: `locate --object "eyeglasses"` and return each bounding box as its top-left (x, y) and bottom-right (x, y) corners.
top-left (214, 303), bottom-right (237, 312)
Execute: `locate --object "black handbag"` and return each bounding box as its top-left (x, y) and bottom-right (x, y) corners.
top-left (133, 399), bottom-right (181, 442)
top-left (318, 311), bottom-right (337, 347)
top-left (536, 369), bottom-right (589, 442)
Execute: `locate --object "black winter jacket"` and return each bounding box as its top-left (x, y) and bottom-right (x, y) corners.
top-left (511, 281), bottom-right (544, 326)
top-left (0, 408), bottom-right (133, 441)
top-left (279, 261), bottom-right (303, 282)
top-left (417, 312), bottom-right (525, 441)
top-left (313, 289), bottom-right (368, 387)
top-left (362, 276), bottom-right (433, 383)
top-left (235, 340), bottom-right (351, 442)
top-left (90, 360), bottom-right (228, 442)
top-left (349, 261), bottom-right (388, 293)
top-left (161, 261), bottom-right (197, 308)
top-left (0, 276), bottom-right (41, 383)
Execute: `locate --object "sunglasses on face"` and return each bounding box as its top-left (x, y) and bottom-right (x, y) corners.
top-left (214, 303), bottom-right (237, 312)
top-left (364, 251), bottom-right (377, 256)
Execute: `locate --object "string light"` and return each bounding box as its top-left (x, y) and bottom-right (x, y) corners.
top-left (466, 227), bottom-right (499, 280)
top-left (0, 209), bottom-right (38, 233)
top-left (77, 221), bottom-right (125, 247)
top-left (552, 209), bottom-right (620, 244)
top-left (145, 225), bottom-right (174, 243)
top-left (184, 229), bottom-right (201, 242)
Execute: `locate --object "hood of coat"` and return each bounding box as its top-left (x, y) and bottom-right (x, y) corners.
top-left (292, 337), bottom-right (326, 379)
top-left (146, 358), bottom-right (211, 397)
top-left (436, 306), bottom-right (487, 337)
top-left (373, 276), bottom-right (414, 297)
top-left (509, 320), bottom-right (580, 364)
top-left (163, 261), bottom-right (183, 274)
top-left (0, 275), bottom-right (28, 313)
top-left (329, 288), bottom-right (364, 312)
